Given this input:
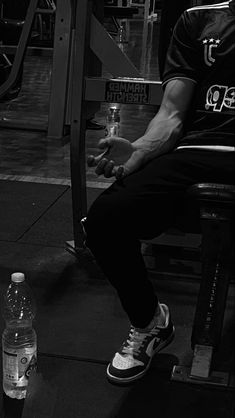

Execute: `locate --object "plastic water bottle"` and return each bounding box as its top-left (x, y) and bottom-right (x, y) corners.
top-left (105, 106), bottom-right (121, 137)
top-left (117, 23), bottom-right (126, 44)
top-left (1, 272), bottom-right (37, 399)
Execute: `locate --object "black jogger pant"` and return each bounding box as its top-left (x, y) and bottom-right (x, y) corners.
top-left (85, 149), bottom-right (235, 328)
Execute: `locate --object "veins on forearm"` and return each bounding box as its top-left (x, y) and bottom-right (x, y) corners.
top-left (133, 118), bottom-right (183, 162)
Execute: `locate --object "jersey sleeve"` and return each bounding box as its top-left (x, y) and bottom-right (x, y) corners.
top-left (162, 11), bottom-right (201, 87)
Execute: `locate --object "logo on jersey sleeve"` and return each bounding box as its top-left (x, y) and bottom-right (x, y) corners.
top-left (206, 85), bottom-right (235, 112)
top-left (203, 38), bottom-right (220, 66)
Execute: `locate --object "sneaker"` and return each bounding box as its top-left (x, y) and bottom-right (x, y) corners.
top-left (107, 304), bottom-right (175, 384)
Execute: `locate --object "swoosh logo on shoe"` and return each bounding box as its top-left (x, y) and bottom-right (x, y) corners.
top-left (146, 337), bottom-right (160, 357)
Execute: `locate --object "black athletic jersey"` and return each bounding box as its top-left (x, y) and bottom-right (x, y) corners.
top-left (162, 1), bottom-right (235, 148)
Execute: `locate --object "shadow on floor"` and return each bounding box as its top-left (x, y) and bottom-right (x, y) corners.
top-left (0, 181), bottom-right (234, 417)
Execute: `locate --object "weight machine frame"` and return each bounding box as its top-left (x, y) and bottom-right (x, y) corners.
top-left (0, 0), bottom-right (157, 138)
top-left (68, 0), bottom-right (162, 249)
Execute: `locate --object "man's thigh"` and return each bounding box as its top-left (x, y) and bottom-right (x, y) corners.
top-left (89, 152), bottom-right (196, 236)
top-left (88, 150), bottom-right (234, 238)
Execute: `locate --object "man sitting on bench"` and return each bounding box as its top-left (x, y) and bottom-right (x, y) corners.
top-left (85, 0), bottom-right (235, 384)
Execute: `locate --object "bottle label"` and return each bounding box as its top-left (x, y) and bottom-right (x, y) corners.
top-left (105, 124), bottom-right (120, 137)
top-left (3, 346), bottom-right (37, 387)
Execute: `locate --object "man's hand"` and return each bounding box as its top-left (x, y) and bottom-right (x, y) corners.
top-left (87, 136), bottom-right (145, 179)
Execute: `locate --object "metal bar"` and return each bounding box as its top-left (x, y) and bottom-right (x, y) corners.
top-left (36, 9), bottom-right (56, 14)
top-left (69, 0), bottom-right (90, 249)
top-left (171, 365), bottom-right (230, 387)
top-left (190, 344), bottom-right (213, 379)
top-left (65, 29), bottom-right (76, 126)
top-left (191, 213), bottom-right (232, 350)
top-left (0, 118), bottom-right (47, 131)
top-left (0, 45), bottom-right (53, 55)
top-left (85, 76), bottom-right (163, 105)
top-left (0, 0), bottom-right (38, 99)
top-left (90, 14), bottom-right (141, 78)
top-left (47, 0), bottom-right (72, 139)
top-left (144, 0), bottom-right (151, 19)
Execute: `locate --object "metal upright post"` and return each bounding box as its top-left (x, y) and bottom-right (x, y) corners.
top-left (69, 0), bottom-right (91, 249)
top-left (144, 0), bottom-right (151, 20)
top-left (47, 0), bottom-right (72, 139)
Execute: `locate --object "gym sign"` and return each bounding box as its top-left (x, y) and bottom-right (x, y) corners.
top-left (105, 80), bottom-right (150, 104)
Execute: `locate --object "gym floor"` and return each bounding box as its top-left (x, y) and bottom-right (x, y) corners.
top-left (0, 14), bottom-right (234, 418)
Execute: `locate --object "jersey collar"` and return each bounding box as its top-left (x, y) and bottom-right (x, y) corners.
top-left (229, 0), bottom-right (235, 15)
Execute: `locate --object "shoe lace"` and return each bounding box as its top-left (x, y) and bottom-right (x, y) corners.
top-left (122, 327), bottom-right (158, 357)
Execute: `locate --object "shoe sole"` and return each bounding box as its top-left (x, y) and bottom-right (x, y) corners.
top-left (106, 326), bottom-right (175, 384)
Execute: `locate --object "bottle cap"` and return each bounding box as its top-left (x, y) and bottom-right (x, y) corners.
top-left (110, 106), bottom-right (120, 113)
top-left (11, 272), bottom-right (25, 283)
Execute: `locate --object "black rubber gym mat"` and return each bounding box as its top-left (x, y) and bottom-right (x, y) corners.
top-left (0, 180), bottom-right (69, 242)
top-left (0, 180), bottom-right (103, 245)
top-left (19, 185), bottom-right (103, 246)
top-left (0, 182), bottom-right (234, 417)
top-left (0, 355), bottom-right (234, 418)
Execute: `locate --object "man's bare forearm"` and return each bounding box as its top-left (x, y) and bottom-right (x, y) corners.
top-left (132, 112), bottom-right (184, 164)
top-left (131, 78), bottom-right (195, 164)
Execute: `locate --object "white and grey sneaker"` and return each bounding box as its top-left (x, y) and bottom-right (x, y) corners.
top-left (107, 304), bottom-right (175, 384)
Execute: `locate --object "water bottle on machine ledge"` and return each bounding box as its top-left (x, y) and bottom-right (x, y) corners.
top-left (105, 106), bottom-right (121, 137)
top-left (1, 272), bottom-right (37, 399)
top-left (87, 105), bottom-right (122, 168)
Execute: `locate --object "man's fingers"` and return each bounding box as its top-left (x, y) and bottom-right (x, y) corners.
top-left (87, 147), bottom-right (110, 167)
top-left (104, 160), bottom-right (115, 178)
top-left (116, 166), bottom-right (125, 179)
top-left (87, 155), bottom-right (96, 167)
top-left (95, 158), bottom-right (109, 175)
top-left (113, 165), bottom-right (125, 180)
